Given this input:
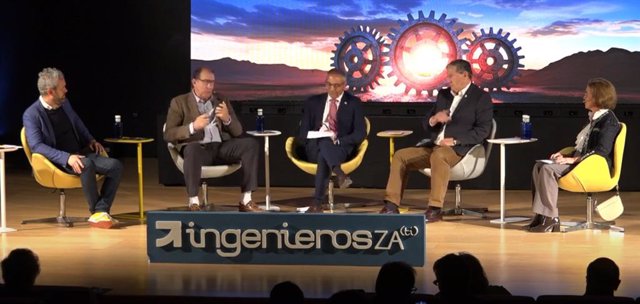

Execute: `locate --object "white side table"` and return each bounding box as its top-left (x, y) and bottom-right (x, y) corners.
top-left (487, 137), bottom-right (538, 224)
top-left (247, 130), bottom-right (281, 211)
top-left (0, 145), bottom-right (21, 233)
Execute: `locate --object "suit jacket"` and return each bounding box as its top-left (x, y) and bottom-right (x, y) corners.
top-left (22, 99), bottom-right (94, 168)
top-left (163, 92), bottom-right (243, 148)
top-left (576, 110), bottom-right (620, 168)
top-left (298, 92), bottom-right (366, 152)
top-left (423, 83), bottom-right (493, 156)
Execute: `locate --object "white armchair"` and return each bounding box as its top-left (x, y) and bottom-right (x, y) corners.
top-left (419, 119), bottom-right (497, 217)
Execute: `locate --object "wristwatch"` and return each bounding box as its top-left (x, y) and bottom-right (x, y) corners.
top-left (453, 139), bottom-right (457, 145)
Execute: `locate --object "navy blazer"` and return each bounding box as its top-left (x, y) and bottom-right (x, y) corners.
top-left (423, 83), bottom-right (493, 156)
top-left (22, 99), bottom-right (94, 168)
top-left (298, 92), bottom-right (366, 151)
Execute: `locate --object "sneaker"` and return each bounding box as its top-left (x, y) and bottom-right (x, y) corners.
top-left (106, 214), bottom-right (120, 225)
top-left (88, 212), bottom-right (114, 229)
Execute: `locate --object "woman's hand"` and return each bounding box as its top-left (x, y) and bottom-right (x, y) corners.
top-left (554, 155), bottom-right (578, 165)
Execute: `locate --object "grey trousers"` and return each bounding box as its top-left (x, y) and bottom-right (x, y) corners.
top-left (531, 162), bottom-right (572, 217)
top-left (181, 138), bottom-right (259, 197)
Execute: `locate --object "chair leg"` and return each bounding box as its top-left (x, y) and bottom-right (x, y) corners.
top-left (441, 184), bottom-right (487, 217)
top-left (561, 194), bottom-right (621, 232)
top-left (21, 189), bottom-right (87, 227)
top-left (202, 181), bottom-right (209, 206)
top-left (327, 179), bottom-right (335, 212)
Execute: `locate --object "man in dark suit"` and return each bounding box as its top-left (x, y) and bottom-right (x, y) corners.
top-left (379, 60), bottom-right (493, 222)
top-left (23, 68), bottom-right (123, 229)
top-left (298, 69), bottom-right (366, 213)
top-left (164, 67), bottom-right (260, 212)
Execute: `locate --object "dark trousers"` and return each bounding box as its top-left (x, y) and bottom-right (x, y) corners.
top-left (181, 138), bottom-right (259, 197)
top-left (305, 138), bottom-right (353, 203)
top-left (66, 153), bottom-right (123, 214)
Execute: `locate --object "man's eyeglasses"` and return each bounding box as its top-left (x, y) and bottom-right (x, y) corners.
top-left (325, 82), bottom-right (345, 89)
top-left (198, 78), bottom-right (215, 86)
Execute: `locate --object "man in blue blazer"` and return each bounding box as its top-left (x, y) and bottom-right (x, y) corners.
top-left (379, 60), bottom-right (493, 222)
top-left (22, 68), bottom-right (123, 229)
top-left (298, 69), bottom-right (366, 213)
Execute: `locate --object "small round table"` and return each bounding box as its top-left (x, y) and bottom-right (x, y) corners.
top-left (0, 145), bottom-right (21, 233)
top-left (376, 130), bottom-right (413, 164)
top-left (487, 137), bottom-right (538, 224)
top-left (104, 137), bottom-right (154, 219)
top-left (247, 130), bottom-right (281, 211)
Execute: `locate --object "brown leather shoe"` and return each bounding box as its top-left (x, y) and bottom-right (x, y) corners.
top-left (424, 207), bottom-right (443, 223)
top-left (239, 201), bottom-right (261, 212)
top-left (379, 204), bottom-right (400, 214)
top-left (188, 203), bottom-right (201, 212)
top-left (306, 205), bottom-right (324, 213)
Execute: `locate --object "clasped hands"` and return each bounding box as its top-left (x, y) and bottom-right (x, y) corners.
top-left (193, 102), bottom-right (231, 131)
top-left (549, 152), bottom-right (579, 165)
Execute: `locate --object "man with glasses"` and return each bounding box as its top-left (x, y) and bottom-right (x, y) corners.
top-left (164, 67), bottom-right (260, 212)
top-left (297, 69), bottom-right (366, 213)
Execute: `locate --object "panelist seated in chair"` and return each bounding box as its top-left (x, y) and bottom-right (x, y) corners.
top-left (163, 67), bottom-right (260, 212)
top-left (526, 78), bottom-right (620, 233)
top-left (22, 67), bottom-right (123, 229)
top-left (378, 59), bottom-right (493, 222)
top-left (297, 69), bottom-right (366, 213)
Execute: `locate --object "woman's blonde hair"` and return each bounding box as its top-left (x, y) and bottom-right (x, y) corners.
top-left (587, 78), bottom-right (617, 110)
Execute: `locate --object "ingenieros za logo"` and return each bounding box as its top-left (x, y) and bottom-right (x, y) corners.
top-left (154, 221), bottom-right (421, 258)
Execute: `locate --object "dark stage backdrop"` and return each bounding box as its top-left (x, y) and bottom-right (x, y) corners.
top-left (0, 0), bottom-right (191, 160)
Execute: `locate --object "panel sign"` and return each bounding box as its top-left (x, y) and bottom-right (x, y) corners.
top-left (147, 211), bottom-right (425, 266)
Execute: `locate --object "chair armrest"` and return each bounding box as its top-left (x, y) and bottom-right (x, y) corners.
top-left (284, 137), bottom-right (296, 159)
top-left (341, 139), bottom-right (368, 175)
top-left (558, 146), bottom-right (575, 156)
top-left (558, 154), bottom-right (616, 193)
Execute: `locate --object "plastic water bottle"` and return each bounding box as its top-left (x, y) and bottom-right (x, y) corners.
top-left (256, 108), bottom-right (265, 132)
top-left (114, 115), bottom-right (123, 138)
top-left (521, 114), bottom-right (532, 139)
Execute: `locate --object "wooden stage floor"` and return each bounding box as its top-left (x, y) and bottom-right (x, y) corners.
top-left (2, 158), bottom-right (640, 298)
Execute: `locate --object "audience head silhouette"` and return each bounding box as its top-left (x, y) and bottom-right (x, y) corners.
top-left (433, 253), bottom-right (472, 298)
top-left (269, 281), bottom-right (304, 304)
top-left (375, 261), bottom-right (416, 303)
top-left (585, 257), bottom-right (620, 296)
top-left (457, 252), bottom-right (490, 294)
top-left (1, 248), bottom-right (40, 294)
top-left (329, 289), bottom-right (369, 304)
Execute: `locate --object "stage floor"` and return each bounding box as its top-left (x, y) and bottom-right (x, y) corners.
top-left (2, 158), bottom-right (640, 298)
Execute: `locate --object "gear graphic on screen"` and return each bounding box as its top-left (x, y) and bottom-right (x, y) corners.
top-left (331, 25), bottom-right (386, 93)
top-left (466, 27), bottom-right (525, 91)
top-left (383, 10), bottom-right (468, 96)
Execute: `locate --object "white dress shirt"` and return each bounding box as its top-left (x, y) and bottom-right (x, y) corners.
top-left (435, 82), bottom-right (471, 144)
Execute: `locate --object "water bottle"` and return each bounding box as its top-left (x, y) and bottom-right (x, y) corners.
top-left (256, 108), bottom-right (265, 132)
top-left (521, 114), bottom-right (532, 139)
top-left (114, 115), bottom-right (123, 138)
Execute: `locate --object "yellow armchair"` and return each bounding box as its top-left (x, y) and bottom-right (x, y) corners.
top-left (285, 117), bottom-right (370, 211)
top-left (20, 127), bottom-right (105, 227)
top-left (558, 122), bottom-right (626, 232)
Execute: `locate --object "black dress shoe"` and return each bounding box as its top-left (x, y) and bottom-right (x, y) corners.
top-left (528, 216), bottom-right (560, 232)
top-left (379, 204), bottom-right (400, 214)
top-left (424, 207), bottom-right (443, 223)
top-left (306, 205), bottom-right (324, 214)
top-left (523, 214), bottom-right (544, 230)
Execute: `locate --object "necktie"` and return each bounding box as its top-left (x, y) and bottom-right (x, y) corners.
top-left (328, 99), bottom-right (338, 133)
